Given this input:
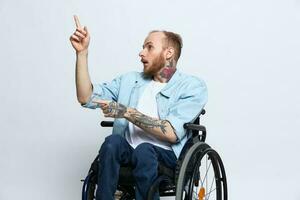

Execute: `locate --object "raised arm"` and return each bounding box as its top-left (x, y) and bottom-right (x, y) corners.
top-left (70, 15), bottom-right (92, 104)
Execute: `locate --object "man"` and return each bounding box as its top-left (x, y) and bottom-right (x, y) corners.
top-left (70, 15), bottom-right (208, 200)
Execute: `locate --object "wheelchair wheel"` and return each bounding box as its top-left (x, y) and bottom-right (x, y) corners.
top-left (82, 170), bottom-right (135, 200)
top-left (82, 171), bottom-right (97, 200)
top-left (175, 142), bottom-right (227, 200)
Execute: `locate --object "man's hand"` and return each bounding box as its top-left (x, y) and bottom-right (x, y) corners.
top-left (70, 15), bottom-right (90, 53)
top-left (93, 100), bottom-right (128, 118)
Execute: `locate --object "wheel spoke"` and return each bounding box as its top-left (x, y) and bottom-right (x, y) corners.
top-left (199, 170), bottom-right (203, 186)
top-left (205, 187), bottom-right (216, 200)
top-left (206, 176), bottom-right (215, 200)
top-left (201, 158), bottom-right (212, 187)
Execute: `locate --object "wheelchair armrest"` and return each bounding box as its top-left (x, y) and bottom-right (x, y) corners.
top-left (183, 123), bottom-right (206, 132)
top-left (100, 121), bottom-right (114, 127)
top-left (183, 123), bottom-right (206, 142)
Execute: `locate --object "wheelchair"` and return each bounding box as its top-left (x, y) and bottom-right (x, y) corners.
top-left (82, 109), bottom-right (227, 200)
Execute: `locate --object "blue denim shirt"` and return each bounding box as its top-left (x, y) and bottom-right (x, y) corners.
top-left (82, 70), bottom-right (208, 158)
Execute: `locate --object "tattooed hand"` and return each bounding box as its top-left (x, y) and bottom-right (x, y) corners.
top-left (92, 100), bottom-right (127, 118)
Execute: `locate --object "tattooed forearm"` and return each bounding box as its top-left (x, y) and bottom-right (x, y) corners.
top-left (130, 111), bottom-right (168, 134)
top-left (124, 108), bottom-right (177, 143)
top-left (126, 108), bottom-right (171, 134)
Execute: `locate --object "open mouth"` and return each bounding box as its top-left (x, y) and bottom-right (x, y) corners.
top-left (141, 59), bottom-right (149, 65)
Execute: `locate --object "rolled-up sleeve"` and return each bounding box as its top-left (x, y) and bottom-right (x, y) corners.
top-left (81, 75), bottom-right (121, 109)
top-left (165, 80), bottom-right (208, 141)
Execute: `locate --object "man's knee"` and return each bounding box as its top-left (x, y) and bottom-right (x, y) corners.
top-left (100, 134), bottom-right (124, 153)
top-left (134, 142), bottom-right (155, 155)
top-left (132, 143), bottom-right (156, 163)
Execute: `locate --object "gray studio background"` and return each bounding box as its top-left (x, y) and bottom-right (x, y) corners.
top-left (1, 0), bottom-right (300, 199)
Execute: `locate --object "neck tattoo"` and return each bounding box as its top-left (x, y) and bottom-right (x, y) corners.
top-left (159, 59), bottom-right (176, 82)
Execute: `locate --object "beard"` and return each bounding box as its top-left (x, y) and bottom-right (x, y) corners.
top-left (143, 52), bottom-right (166, 77)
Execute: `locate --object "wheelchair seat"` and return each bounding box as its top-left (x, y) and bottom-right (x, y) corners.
top-left (118, 162), bottom-right (175, 186)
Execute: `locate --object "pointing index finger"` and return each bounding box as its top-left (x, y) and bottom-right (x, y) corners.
top-left (73, 15), bottom-right (82, 28)
top-left (92, 99), bottom-right (109, 105)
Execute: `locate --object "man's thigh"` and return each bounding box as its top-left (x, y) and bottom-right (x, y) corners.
top-left (152, 145), bottom-right (177, 169)
top-left (100, 134), bottom-right (134, 165)
top-left (132, 143), bottom-right (177, 169)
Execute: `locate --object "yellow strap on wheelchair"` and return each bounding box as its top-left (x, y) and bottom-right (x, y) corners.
top-left (198, 187), bottom-right (205, 200)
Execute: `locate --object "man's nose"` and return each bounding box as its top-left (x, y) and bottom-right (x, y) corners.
top-left (139, 49), bottom-right (145, 57)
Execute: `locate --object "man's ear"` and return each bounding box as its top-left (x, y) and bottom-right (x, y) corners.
top-left (166, 47), bottom-right (175, 59)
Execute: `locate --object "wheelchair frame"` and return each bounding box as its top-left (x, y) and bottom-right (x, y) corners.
top-left (82, 109), bottom-right (227, 200)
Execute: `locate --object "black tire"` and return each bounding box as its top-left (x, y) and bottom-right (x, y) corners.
top-left (82, 171), bottom-right (135, 200)
top-left (82, 171), bottom-right (97, 200)
top-left (175, 142), bottom-right (227, 200)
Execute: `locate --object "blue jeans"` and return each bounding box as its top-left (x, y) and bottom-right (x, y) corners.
top-left (96, 134), bottom-right (177, 200)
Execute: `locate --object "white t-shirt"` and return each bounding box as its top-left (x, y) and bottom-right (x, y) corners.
top-left (126, 80), bottom-right (172, 150)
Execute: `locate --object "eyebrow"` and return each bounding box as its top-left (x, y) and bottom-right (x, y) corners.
top-left (142, 42), bottom-right (153, 48)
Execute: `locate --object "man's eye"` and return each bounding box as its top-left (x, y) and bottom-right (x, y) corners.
top-left (148, 45), bottom-right (153, 50)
